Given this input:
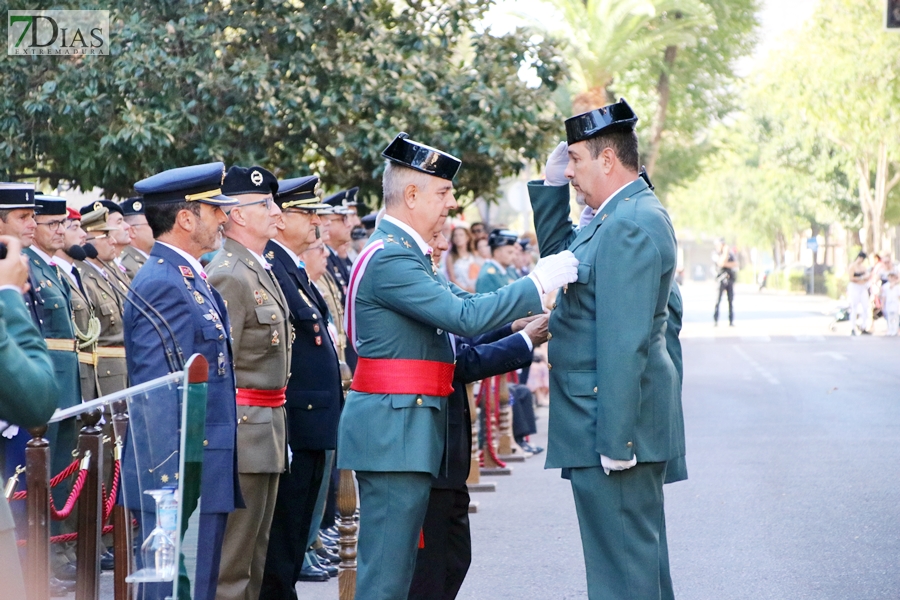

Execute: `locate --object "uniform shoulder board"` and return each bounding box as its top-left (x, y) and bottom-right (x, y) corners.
top-left (487, 267), bottom-right (496, 274)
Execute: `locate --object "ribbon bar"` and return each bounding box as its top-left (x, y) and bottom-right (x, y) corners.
top-left (351, 357), bottom-right (455, 397)
top-left (236, 387), bottom-right (287, 408)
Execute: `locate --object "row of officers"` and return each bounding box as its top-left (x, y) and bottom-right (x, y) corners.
top-left (0, 166), bottom-right (367, 600)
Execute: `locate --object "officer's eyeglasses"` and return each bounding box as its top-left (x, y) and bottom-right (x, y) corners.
top-left (37, 219), bottom-right (66, 231)
top-left (283, 208), bottom-right (316, 216)
top-left (238, 197), bottom-right (274, 210)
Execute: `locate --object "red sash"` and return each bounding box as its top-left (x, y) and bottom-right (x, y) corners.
top-left (235, 387), bottom-right (287, 407)
top-left (351, 357), bottom-right (455, 397)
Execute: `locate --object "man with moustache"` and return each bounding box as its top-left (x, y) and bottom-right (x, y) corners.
top-left (118, 197), bottom-right (154, 279)
top-left (126, 162), bottom-right (242, 600)
top-left (206, 166), bottom-right (291, 600)
top-left (338, 132), bottom-right (579, 599)
top-left (528, 99), bottom-right (683, 599)
top-left (260, 175), bottom-right (344, 593)
top-left (78, 207), bottom-right (130, 396)
top-left (81, 200), bottom-right (134, 290)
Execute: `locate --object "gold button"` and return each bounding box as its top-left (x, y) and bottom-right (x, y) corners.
top-left (106, 370), bottom-right (111, 375)
top-left (527, 311), bottom-right (533, 316)
top-left (624, 197), bottom-right (630, 202)
top-left (547, 363), bottom-right (552, 370)
top-left (551, 302), bottom-right (557, 309)
top-left (271, 314), bottom-right (277, 321)
top-left (626, 442), bottom-right (633, 448)
top-left (547, 333), bottom-right (552, 341)
top-left (593, 386), bottom-right (598, 393)
top-left (54, 303), bottom-right (59, 308)
top-left (307, 404), bottom-right (313, 410)
top-left (203, 440), bottom-right (209, 446)
top-left (242, 415), bottom-right (248, 422)
top-left (416, 397), bottom-right (423, 406)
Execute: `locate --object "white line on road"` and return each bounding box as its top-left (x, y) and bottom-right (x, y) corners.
top-left (733, 345), bottom-right (781, 385)
top-left (813, 351), bottom-right (847, 361)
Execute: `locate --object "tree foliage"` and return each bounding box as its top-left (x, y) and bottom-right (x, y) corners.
top-left (0, 0), bottom-right (566, 205)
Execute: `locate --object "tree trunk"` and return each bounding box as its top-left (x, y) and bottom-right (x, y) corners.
top-left (646, 44), bottom-right (678, 176)
top-left (855, 156), bottom-right (874, 254)
top-left (571, 86), bottom-right (614, 115)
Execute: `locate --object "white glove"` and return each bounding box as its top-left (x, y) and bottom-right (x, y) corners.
top-left (528, 250), bottom-right (579, 294)
top-left (543, 141), bottom-right (569, 186)
top-left (578, 206), bottom-right (595, 229)
top-left (2, 424), bottom-right (20, 439)
top-left (601, 454), bottom-right (637, 476)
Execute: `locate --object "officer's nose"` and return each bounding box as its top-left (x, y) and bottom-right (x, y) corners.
top-left (564, 160), bottom-right (575, 180)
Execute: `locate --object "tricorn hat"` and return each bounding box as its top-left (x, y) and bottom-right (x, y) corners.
top-left (565, 98), bottom-right (638, 146)
top-left (382, 133), bottom-right (461, 181)
top-left (488, 229), bottom-right (519, 250)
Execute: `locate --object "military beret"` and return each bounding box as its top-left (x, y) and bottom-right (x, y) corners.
top-left (81, 199), bottom-right (122, 218)
top-left (0, 183), bottom-right (35, 209)
top-left (120, 197), bottom-right (145, 216)
top-left (275, 175), bottom-right (329, 211)
top-left (382, 132), bottom-right (461, 181)
top-left (223, 165), bottom-right (278, 197)
top-left (488, 229), bottom-right (519, 249)
top-left (134, 162), bottom-right (239, 207)
top-left (66, 207), bottom-right (81, 221)
top-left (565, 98), bottom-right (638, 146)
top-left (34, 195), bottom-right (67, 216)
top-left (81, 207), bottom-right (117, 233)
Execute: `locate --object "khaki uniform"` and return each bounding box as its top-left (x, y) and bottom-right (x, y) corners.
top-left (59, 264), bottom-right (100, 400)
top-left (207, 238), bottom-right (290, 600)
top-left (77, 260), bottom-right (128, 396)
top-left (118, 245), bottom-right (149, 280)
top-left (316, 269), bottom-right (348, 363)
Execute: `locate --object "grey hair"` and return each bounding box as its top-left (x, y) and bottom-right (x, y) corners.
top-left (382, 161), bottom-right (431, 208)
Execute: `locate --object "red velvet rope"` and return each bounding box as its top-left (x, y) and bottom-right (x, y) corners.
top-left (49, 468), bottom-right (89, 521)
top-left (17, 524), bottom-right (115, 547)
top-left (101, 459), bottom-right (121, 523)
top-left (9, 458), bottom-right (81, 501)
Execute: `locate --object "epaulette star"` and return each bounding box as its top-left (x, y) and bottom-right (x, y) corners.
top-left (402, 239), bottom-right (412, 249)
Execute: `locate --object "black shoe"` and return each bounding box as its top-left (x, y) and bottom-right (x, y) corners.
top-left (296, 564), bottom-right (330, 582)
top-left (316, 546), bottom-right (340, 565)
top-left (100, 550), bottom-right (115, 571)
top-left (522, 442), bottom-right (544, 455)
top-left (53, 562), bottom-right (77, 581)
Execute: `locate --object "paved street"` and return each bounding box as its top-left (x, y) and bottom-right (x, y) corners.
top-left (297, 282), bottom-right (900, 599)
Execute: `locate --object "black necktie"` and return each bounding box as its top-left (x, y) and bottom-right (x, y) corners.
top-left (71, 267), bottom-right (85, 296)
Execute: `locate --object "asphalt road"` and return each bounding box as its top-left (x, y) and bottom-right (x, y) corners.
top-left (101, 282), bottom-right (900, 599)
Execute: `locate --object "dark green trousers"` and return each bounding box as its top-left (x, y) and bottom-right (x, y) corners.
top-left (569, 462), bottom-right (673, 600)
top-left (355, 471), bottom-right (432, 600)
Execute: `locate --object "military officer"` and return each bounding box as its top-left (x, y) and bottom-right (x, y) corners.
top-left (118, 197), bottom-right (153, 279)
top-left (528, 99), bottom-right (683, 600)
top-left (337, 132), bottom-right (578, 599)
top-left (474, 229), bottom-right (520, 293)
top-left (207, 165), bottom-right (291, 600)
top-left (78, 207), bottom-right (130, 396)
top-left (126, 161), bottom-right (242, 600)
top-left (260, 175), bottom-right (344, 595)
top-left (53, 209), bottom-right (101, 400)
top-left (0, 234), bottom-right (59, 600)
top-left (81, 199), bottom-right (134, 288)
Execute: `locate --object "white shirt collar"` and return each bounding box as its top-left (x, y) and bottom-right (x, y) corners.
top-left (131, 246), bottom-right (149, 259)
top-left (156, 241), bottom-right (206, 279)
top-left (53, 254), bottom-right (74, 275)
top-left (382, 214), bottom-right (430, 255)
top-left (486, 258), bottom-right (506, 271)
top-left (84, 260), bottom-right (108, 279)
top-left (595, 179), bottom-right (634, 217)
top-left (30, 245), bottom-right (55, 266)
top-left (272, 239), bottom-right (301, 268)
top-left (248, 248), bottom-right (271, 270)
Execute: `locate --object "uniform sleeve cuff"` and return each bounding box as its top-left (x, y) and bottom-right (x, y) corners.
top-left (518, 330), bottom-right (534, 351)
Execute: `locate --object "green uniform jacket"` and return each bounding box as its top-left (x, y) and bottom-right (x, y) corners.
top-left (207, 238), bottom-right (290, 474)
top-left (664, 282), bottom-right (687, 483)
top-left (25, 249), bottom-right (81, 409)
top-left (118, 245), bottom-right (149, 281)
top-left (474, 261), bottom-right (518, 293)
top-left (529, 178), bottom-right (683, 466)
top-left (78, 260), bottom-right (128, 397)
top-left (336, 219), bottom-right (544, 476)
top-left (0, 289), bottom-right (58, 532)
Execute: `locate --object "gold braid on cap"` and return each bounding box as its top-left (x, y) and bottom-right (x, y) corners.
top-left (184, 188), bottom-right (223, 202)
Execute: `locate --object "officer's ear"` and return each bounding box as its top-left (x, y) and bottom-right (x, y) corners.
top-left (403, 183), bottom-right (419, 210)
top-left (599, 147), bottom-right (616, 174)
top-left (175, 207), bottom-right (197, 233)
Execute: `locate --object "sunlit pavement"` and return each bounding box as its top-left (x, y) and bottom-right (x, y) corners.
top-left (299, 282), bottom-right (900, 599)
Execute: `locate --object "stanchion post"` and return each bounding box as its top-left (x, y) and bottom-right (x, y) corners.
top-left (497, 375), bottom-right (513, 455)
top-left (466, 383), bottom-right (480, 485)
top-left (75, 409), bottom-right (104, 600)
top-left (111, 400), bottom-right (132, 600)
top-left (337, 469), bottom-right (358, 600)
top-left (25, 425), bottom-right (50, 600)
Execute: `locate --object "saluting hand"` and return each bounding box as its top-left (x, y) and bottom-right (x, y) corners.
top-left (0, 236), bottom-right (30, 292)
top-left (544, 141), bottom-right (570, 187)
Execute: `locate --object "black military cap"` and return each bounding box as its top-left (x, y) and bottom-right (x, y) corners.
top-left (488, 228), bottom-right (519, 249)
top-left (120, 197), bottom-right (145, 216)
top-left (81, 199), bottom-right (123, 218)
top-left (275, 175), bottom-right (329, 211)
top-left (565, 98), bottom-right (638, 146)
top-left (134, 162), bottom-right (239, 207)
top-left (325, 186), bottom-right (360, 209)
top-left (382, 132), bottom-right (461, 181)
top-left (361, 213), bottom-right (377, 231)
top-left (34, 194), bottom-right (67, 216)
top-left (223, 165), bottom-right (278, 197)
top-left (0, 183), bottom-right (35, 209)
top-left (324, 193), bottom-right (352, 216)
